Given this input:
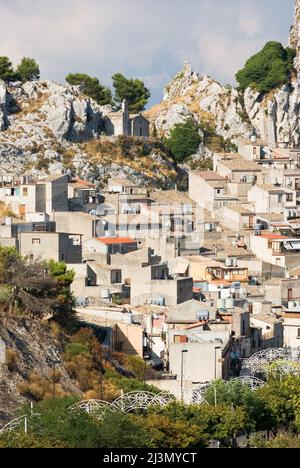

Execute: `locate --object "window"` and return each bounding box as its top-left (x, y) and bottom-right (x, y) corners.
top-left (32, 238), bottom-right (40, 245)
top-left (268, 241), bottom-right (273, 249)
top-left (286, 193), bottom-right (293, 202)
top-left (22, 187), bottom-right (28, 197)
top-left (116, 342), bottom-right (123, 352)
top-left (298, 329), bottom-right (300, 339)
top-left (60, 254), bottom-right (65, 261)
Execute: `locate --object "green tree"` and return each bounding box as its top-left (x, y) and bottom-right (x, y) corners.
top-left (16, 57), bottom-right (40, 83)
top-left (256, 375), bottom-right (300, 431)
top-left (112, 73), bottom-right (150, 113)
top-left (48, 260), bottom-right (77, 329)
top-left (0, 431), bottom-right (68, 448)
top-left (66, 73), bottom-right (112, 105)
top-left (0, 56), bottom-right (17, 82)
top-left (236, 41), bottom-right (296, 93)
top-left (203, 379), bottom-right (272, 432)
top-left (18, 398), bottom-right (149, 448)
top-left (0, 247), bottom-right (57, 316)
top-left (164, 119), bottom-right (202, 163)
top-left (144, 413), bottom-right (203, 449)
top-left (153, 402), bottom-right (248, 448)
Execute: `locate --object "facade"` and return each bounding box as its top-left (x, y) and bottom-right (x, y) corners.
top-left (0, 175), bottom-right (68, 217)
top-left (19, 232), bottom-right (82, 263)
top-left (105, 100), bottom-right (150, 137)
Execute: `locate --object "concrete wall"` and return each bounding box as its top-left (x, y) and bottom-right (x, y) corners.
top-left (53, 212), bottom-right (97, 241)
top-left (168, 341), bottom-right (228, 386)
top-left (284, 317), bottom-right (300, 349)
top-left (20, 232), bottom-right (82, 263)
top-left (189, 173), bottom-right (215, 211)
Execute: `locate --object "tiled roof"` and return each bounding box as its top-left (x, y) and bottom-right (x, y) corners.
top-left (97, 237), bottom-right (137, 245)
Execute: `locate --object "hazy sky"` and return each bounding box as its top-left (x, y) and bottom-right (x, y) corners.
top-left (0, 0), bottom-right (295, 105)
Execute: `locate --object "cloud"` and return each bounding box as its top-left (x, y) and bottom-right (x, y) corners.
top-left (0, 0), bottom-right (295, 105)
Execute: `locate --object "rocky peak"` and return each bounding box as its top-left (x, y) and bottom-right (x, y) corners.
top-left (289, 0), bottom-right (300, 72)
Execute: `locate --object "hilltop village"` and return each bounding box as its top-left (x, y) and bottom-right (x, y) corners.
top-left (1, 124), bottom-right (300, 401)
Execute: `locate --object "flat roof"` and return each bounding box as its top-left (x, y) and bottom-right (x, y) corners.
top-left (192, 171), bottom-right (226, 181)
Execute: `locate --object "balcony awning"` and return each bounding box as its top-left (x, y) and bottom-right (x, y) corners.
top-left (284, 240), bottom-right (300, 251)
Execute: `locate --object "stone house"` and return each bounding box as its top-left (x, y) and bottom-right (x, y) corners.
top-left (19, 231), bottom-right (82, 263)
top-left (248, 184), bottom-right (297, 217)
top-left (189, 171), bottom-right (238, 212)
top-left (105, 99), bottom-right (150, 137)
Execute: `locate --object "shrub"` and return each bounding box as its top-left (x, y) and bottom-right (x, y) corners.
top-left (5, 349), bottom-right (18, 372)
top-left (236, 41), bottom-right (296, 93)
top-left (164, 119), bottom-right (202, 163)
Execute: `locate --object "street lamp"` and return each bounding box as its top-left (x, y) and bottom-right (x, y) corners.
top-left (180, 349), bottom-right (188, 402)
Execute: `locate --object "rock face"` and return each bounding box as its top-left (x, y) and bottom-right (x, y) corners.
top-left (147, 42), bottom-right (300, 149)
top-left (146, 62), bottom-right (252, 143)
top-left (0, 80), bottom-right (176, 188)
top-left (0, 80), bottom-right (8, 131)
top-left (0, 316), bottom-right (81, 424)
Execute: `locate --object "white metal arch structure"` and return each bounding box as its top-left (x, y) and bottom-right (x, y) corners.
top-left (233, 376), bottom-right (267, 390)
top-left (241, 348), bottom-right (298, 377)
top-left (192, 376), bottom-right (267, 405)
top-left (69, 391), bottom-right (175, 417)
top-left (192, 383), bottom-right (210, 405)
top-left (0, 415), bottom-right (28, 433)
top-left (112, 391), bottom-right (174, 413)
top-left (69, 399), bottom-right (118, 417)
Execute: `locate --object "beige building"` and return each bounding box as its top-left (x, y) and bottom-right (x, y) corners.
top-left (130, 263), bottom-right (193, 307)
top-left (283, 307), bottom-right (300, 349)
top-left (19, 232), bottom-right (82, 263)
top-left (189, 171), bottom-right (238, 212)
top-left (0, 175), bottom-right (68, 217)
top-left (248, 185), bottom-right (297, 215)
top-left (249, 233), bottom-right (300, 270)
top-left (185, 255), bottom-right (248, 284)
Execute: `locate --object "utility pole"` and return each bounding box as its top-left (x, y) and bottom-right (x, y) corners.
top-left (181, 349), bottom-right (188, 402)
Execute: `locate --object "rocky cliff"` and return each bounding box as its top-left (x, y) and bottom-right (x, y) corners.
top-left (0, 80), bottom-right (177, 188)
top-left (0, 316), bottom-right (81, 424)
top-left (147, 2), bottom-right (300, 151)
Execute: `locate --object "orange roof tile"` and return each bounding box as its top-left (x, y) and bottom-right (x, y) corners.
top-left (258, 234), bottom-right (289, 240)
top-left (97, 237), bottom-right (137, 245)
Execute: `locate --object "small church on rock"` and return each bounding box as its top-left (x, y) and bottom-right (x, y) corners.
top-left (105, 99), bottom-right (150, 137)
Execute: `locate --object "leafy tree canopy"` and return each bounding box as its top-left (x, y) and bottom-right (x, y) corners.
top-left (0, 56), bottom-right (17, 82)
top-left (236, 41), bottom-right (296, 93)
top-left (112, 73), bottom-right (150, 113)
top-left (164, 119), bottom-right (202, 163)
top-left (16, 57), bottom-right (40, 83)
top-left (66, 73), bottom-right (112, 106)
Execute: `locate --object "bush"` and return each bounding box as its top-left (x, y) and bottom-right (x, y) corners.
top-left (164, 119), bottom-right (202, 163)
top-left (66, 73), bottom-right (112, 106)
top-left (236, 41), bottom-right (296, 93)
top-left (16, 57), bottom-right (40, 83)
top-left (5, 349), bottom-right (18, 372)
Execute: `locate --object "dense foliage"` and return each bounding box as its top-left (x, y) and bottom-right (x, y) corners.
top-left (65, 73), bottom-right (113, 106)
top-left (0, 247), bottom-right (76, 326)
top-left (236, 41), bottom-right (296, 93)
top-left (16, 57), bottom-right (40, 83)
top-left (4, 374), bottom-right (300, 448)
top-left (164, 119), bottom-right (202, 163)
top-left (0, 56), bottom-right (40, 83)
top-left (112, 73), bottom-right (150, 113)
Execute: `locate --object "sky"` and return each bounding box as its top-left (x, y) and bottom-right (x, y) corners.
top-left (0, 0), bottom-right (295, 106)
